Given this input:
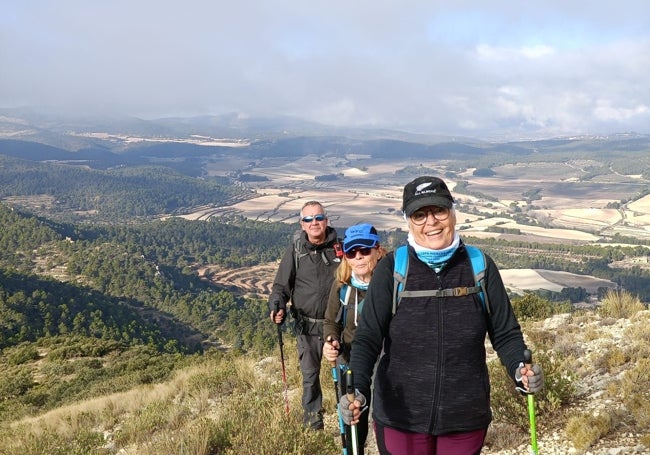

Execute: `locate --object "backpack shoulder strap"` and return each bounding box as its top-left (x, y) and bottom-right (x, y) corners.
top-left (391, 244), bottom-right (490, 316)
top-left (339, 284), bottom-right (352, 306)
top-left (465, 245), bottom-right (490, 315)
top-left (293, 230), bottom-right (308, 270)
top-left (392, 245), bottom-right (410, 316)
top-left (335, 283), bottom-right (352, 326)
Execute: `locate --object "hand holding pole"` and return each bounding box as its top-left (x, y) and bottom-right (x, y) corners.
top-left (346, 369), bottom-right (359, 455)
top-left (523, 349), bottom-right (539, 455)
top-left (274, 301), bottom-right (289, 417)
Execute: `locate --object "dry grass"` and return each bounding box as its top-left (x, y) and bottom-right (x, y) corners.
top-left (598, 289), bottom-right (646, 319)
top-left (3, 307), bottom-right (650, 454)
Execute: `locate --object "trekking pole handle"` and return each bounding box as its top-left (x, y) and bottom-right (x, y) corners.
top-left (326, 336), bottom-right (337, 367)
top-left (523, 349), bottom-right (533, 368)
top-left (346, 369), bottom-right (354, 401)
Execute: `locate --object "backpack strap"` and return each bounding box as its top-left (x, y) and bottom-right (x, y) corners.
top-left (465, 245), bottom-right (490, 315)
top-left (335, 284), bottom-right (352, 326)
top-left (294, 231), bottom-right (342, 270)
top-left (392, 245), bottom-right (409, 315)
top-left (391, 244), bottom-right (489, 316)
top-left (339, 284), bottom-right (352, 306)
top-left (293, 231), bottom-right (308, 270)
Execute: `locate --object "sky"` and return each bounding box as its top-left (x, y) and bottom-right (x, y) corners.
top-left (1, 0), bottom-right (649, 139)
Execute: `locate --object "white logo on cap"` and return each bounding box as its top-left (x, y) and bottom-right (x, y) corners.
top-left (416, 182), bottom-right (436, 194)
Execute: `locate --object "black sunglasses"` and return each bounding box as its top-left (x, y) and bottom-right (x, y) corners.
top-left (344, 247), bottom-right (374, 259)
top-left (301, 214), bottom-right (326, 223)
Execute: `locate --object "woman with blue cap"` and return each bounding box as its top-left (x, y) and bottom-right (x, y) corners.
top-left (323, 223), bottom-right (387, 455)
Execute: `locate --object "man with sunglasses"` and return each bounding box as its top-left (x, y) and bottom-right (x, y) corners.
top-left (269, 200), bottom-right (342, 430)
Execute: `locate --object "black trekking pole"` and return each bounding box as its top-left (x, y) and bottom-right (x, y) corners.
top-left (327, 337), bottom-right (347, 454)
top-left (346, 369), bottom-right (359, 455)
top-left (274, 301), bottom-right (289, 417)
top-left (523, 349), bottom-right (539, 455)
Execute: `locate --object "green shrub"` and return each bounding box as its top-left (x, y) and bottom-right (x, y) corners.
top-left (6, 344), bottom-right (40, 365)
top-left (0, 366), bottom-right (34, 399)
top-left (511, 292), bottom-right (570, 321)
top-left (489, 350), bottom-right (575, 430)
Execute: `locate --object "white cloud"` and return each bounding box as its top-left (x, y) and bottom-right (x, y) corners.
top-left (0, 0), bottom-right (649, 139)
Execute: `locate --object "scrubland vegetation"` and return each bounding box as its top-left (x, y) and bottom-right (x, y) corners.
top-left (1, 291), bottom-right (648, 454)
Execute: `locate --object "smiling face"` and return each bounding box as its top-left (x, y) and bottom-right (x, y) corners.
top-left (408, 205), bottom-right (457, 250)
top-left (300, 202), bottom-right (328, 244)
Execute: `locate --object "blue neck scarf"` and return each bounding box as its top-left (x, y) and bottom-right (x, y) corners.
top-left (351, 273), bottom-right (369, 290)
top-left (407, 232), bottom-right (460, 272)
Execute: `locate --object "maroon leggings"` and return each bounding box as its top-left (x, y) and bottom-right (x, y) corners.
top-left (374, 422), bottom-right (487, 455)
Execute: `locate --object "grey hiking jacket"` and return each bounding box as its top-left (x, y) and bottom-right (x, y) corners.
top-left (268, 227), bottom-right (341, 321)
top-left (349, 242), bottom-right (527, 435)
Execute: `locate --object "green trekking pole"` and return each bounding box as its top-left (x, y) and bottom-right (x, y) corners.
top-left (274, 301), bottom-right (289, 417)
top-left (345, 369), bottom-right (359, 455)
top-left (523, 349), bottom-right (538, 455)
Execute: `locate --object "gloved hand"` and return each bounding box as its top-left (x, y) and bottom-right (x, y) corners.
top-left (527, 364), bottom-right (544, 393)
top-left (338, 389), bottom-right (367, 425)
top-left (516, 362), bottom-right (544, 393)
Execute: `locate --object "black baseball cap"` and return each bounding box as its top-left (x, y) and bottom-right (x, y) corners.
top-left (402, 176), bottom-right (454, 216)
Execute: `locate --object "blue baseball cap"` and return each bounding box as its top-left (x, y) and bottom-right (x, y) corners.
top-left (343, 223), bottom-right (380, 253)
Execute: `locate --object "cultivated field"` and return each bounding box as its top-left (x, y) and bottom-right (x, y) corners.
top-left (188, 154), bottom-right (650, 296)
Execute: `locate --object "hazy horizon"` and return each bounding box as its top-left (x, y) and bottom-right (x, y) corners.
top-left (2, 1), bottom-right (649, 140)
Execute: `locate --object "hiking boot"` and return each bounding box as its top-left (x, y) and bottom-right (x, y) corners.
top-left (303, 411), bottom-right (324, 430)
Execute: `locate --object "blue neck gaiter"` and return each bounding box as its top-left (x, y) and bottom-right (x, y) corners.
top-left (351, 274), bottom-right (369, 290)
top-left (407, 232), bottom-right (460, 272)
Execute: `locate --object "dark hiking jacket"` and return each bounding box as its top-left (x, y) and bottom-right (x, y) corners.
top-left (323, 280), bottom-right (368, 363)
top-left (268, 227), bottom-right (341, 321)
top-left (349, 241), bottom-right (526, 435)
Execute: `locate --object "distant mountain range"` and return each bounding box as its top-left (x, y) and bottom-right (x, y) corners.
top-left (1, 108), bottom-right (649, 172)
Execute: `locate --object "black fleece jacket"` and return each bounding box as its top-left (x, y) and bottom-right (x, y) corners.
top-left (349, 241), bottom-right (527, 435)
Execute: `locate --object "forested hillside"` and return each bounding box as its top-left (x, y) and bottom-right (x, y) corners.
top-left (0, 154), bottom-right (248, 221)
top-left (0, 203), bottom-right (299, 423)
top-left (0, 203), bottom-right (296, 347)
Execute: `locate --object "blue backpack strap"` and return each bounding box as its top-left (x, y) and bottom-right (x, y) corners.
top-left (336, 284), bottom-right (352, 327)
top-left (391, 244), bottom-right (489, 316)
top-left (465, 245), bottom-right (490, 315)
top-left (392, 245), bottom-right (409, 315)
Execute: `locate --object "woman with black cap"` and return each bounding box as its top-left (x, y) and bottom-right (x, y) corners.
top-left (339, 176), bottom-right (544, 455)
top-left (324, 223), bottom-right (387, 455)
